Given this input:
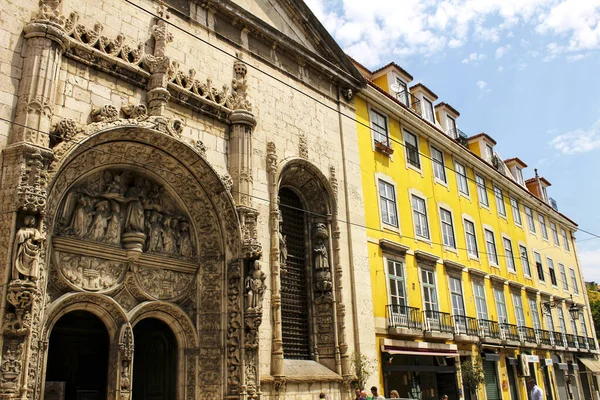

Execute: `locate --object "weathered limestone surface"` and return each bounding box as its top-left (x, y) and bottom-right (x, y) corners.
top-left (0, 0), bottom-right (376, 399)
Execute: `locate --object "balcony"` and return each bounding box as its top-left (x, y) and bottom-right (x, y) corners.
top-left (518, 326), bottom-right (538, 346)
top-left (423, 310), bottom-right (454, 340)
top-left (589, 338), bottom-right (598, 351)
top-left (453, 315), bottom-right (479, 342)
top-left (553, 331), bottom-right (567, 348)
top-left (501, 323), bottom-right (521, 345)
top-left (446, 127), bottom-right (469, 148)
top-left (478, 319), bottom-right (503, 344)
top-left (396, 91), bottom-right (422, 116)
top-left (577, 335), bottom-right (589, 351)
top-left (386, 305), bottom-right (423, 337)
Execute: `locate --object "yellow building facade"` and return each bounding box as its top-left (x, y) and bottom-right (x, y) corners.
top-left (353, 60), bottom-right (600, 400)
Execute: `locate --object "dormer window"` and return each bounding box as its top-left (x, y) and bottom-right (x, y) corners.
top-left (485, 144), bottom-right (494, 161)
top-left (423, 97), bottom-right (435, 123)
top-left (395, 77), bottom-right (409, 106)
top-left (515, 168), bottom-right (524, 185)
top-left (447, 116), bottom-right (457, 138)
top-left (542, 186), bottom-right (549, 202)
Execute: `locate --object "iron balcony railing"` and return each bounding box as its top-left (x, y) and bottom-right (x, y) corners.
top-left (566, 334), bottom-right (578, 348)
top-left (423, 310), bottom-right (453, 333)
top-left (578, 335), bottom-right (589, 350)
top-left (536, 329), bottom-right (553, 345)
top-left (386, 304), bottom-right (422, 330)
top-left (453, 315), bottom-right (479, 336)
top-left (519, 326), bottom-right (537, 343)
top-left (501, 323), bottom-right (521, 341)
top-left (396, 90), bottom-right (422, 116)
top-left (589, 338), bottom-right (597, 350)
top-left (478, 319), bottom-right (502, 340)
top-left (553, 331), bottom-right (567, 347)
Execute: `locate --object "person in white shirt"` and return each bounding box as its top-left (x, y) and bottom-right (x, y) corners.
top-left (527, 378), bottom-right (543, 400)
top-left (370, 386), bottom-right (385, 400)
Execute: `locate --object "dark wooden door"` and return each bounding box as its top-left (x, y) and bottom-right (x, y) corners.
top-left (132, 318), bottom-right (177, 400)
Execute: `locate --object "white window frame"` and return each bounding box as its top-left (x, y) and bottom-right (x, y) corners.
top-left (377, 178), bottom-right (399, 228)
top-left (534, 252), bottom-right (545, 283)
top-left (561, 228), bottom-right (571, 252)
top-left (494, 287), bottom-right (508, 323)
top-left (411, 193), bottom-right (430, 240)
top-left (484, 227), bottom-right (499, 266)
top-left (422, 96), bottom-right (435, 123)
top-left (475, 174), bottom-right (489, 207)
top-left (525, 206), bottom-right (536, 233)
top-left (510, 197), bottom-right (522, 226)
top-left (473, 281), bottom-right (488, 320)
top-left (370, 108), bottom-right (390, 147)
top-left (512, 292), bottom-right (526, 327)
top-left (394, 76), bottom-right (409, 106)
top-left (386, 258), bottom-right (407, 307)
top-left (404, 130), bottom-right (421, 170)
top-left (455, 161), bottom-right (469, 196)
top-left (515, 168), bottom-right (524, 185)
top-left (550, 222), bottom-right (560, 246)
top-left (529, 297), bottom-right (542, 330)
top-left (539, 213), bottom-right (549, 240)
top-left (518, 244), bottom-right (531, 278)
top-left (449, 276), bottom-right (466, 317)
top-left (547, 257), bottom-right (557, 287)
top-left (570, 268), bottom-right (579, 294)
top-left (431, 146), bottom-right (447, 184)
top-left (493, 186), bottom-right (506, 217)
top-left (503, 236), bottom-right (516, 273)
top-left (421, 268), bottom-right (438, 312)
top-left (440, 207), bottom-right (456, 249)
top-left (559, 264), bottom-right (568, 291)
top-left (464, 218), bottom-right (479, 258)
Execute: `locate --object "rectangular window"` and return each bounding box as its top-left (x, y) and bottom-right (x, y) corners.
top-left (450, 277), bottom-right (465, 316)
top-left (412, 195), bottom-right (429, 239)
top-left (404, 131), bottom-right (421, 168)
top-left (519, 245), bottom-right (532, 277)
top-left (534, 252), bottom-right (545, 282)
top-left (464, 220), bottom-right (478, 257)
top-left (485, 144), bottom-right (494, 161)
top-left (551, 222), bottom-right (560, 246)
top-left (431, 147), bottom-right (446, 183)
top-left (371, 110), bottom-right (389, 146)
top-left (485, 229), bottom-right (498, 265)
top-left (473, 281), bottom-right (488, 320)
top-left (561, 228), bottom-right (571, 251)
top-left (503, 238), bottom-right (516, 272)
top-left (395, 78), bottom-right (409, 105)
top-left (494, 186), bottom-right (506, 216)
top-left (447, 116), bottom-right (457, 137)
top-left (529, 297), bottom-right (541, 330)
top-left (475, 175), bottom-right (489, 206)
top-left (387, 259), bottom-right (406, 306)
top-left (440, 208), bottom-right (456, 249)
top-left (547, 258), bottom-right (557, 286)
top-left (580, 315), bottom-right (588, 337)
top-left (378, 180), bottom-right (398, 227)
top-left (423, 97), bottom-right (435, 123)
top-left (494, 287), bottom-right (508, 323)
top-left (510, 197), bottom-right (522, 225)
top-left (525, 206), bottom-right (536, 233)
top-left (557, 307), bottom-right (567, 334)
top-left (559, 264), bottom-right (568, 291)
top-left (545, 309), bottom-right (554, 331)
top-left (570, 269), bottom-right (579, 294)
top-left (455, 162), bottom-right (469, 195)
top-left (539, 214), bottom-right (548, 240)
top-left (513, 292), bottom-right (526, 327)
top-left (422, 269), bottom-right (438, 311)
top-left (515, 168), bottom-right (525, 185)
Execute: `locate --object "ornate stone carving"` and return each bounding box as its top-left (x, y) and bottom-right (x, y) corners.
top-left (50, 118), bottom-right (81, 147)
top-left (12, 215), bottom-right (45, 282)
top-left (341, 88), bottom-right (354, 101)
top-left (91, 104), bottom-right (119, 123)
top-left (121, 104), bottom-right (148, 120)
top-left (135, 266), bottom-right (194, 300)
top-left (226, 259), bottom-right (243, 396)
top-left (299, 134), bottom-right (308, 159)
top-left (16, 152), bottom-right (51, 213)
top-left (239, 207), bottom-right (261, 259)
top-left (330, 166), bottom-right (338, 200)
top-left (230, 53), bottom-right (252, 112)
top-left (55, 169), bottom-right (197, 259)
top-left (220, 173), bottom-right (233, 193)
top-left (0, 341), bottom-right (24, 394)
top-left (194, 139), bottom-right (207, 158)
top-left (52, 251), bottom-right (126, 292)
top-left (119, 324), bottom-right (134, 400)
top-left (278, 212), bottom-right (288, 270)
top-left (244, 261), bottom-right (266, 312)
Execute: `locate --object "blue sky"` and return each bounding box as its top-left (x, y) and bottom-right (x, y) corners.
top-left (305, 0), bottom-right (600, 281)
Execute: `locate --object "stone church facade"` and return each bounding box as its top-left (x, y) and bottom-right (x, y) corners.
top-left (0, 0), bottom-right (376, 399)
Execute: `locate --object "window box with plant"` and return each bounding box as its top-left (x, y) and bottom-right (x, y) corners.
top-left (375, 140), bottom-right (394, 155)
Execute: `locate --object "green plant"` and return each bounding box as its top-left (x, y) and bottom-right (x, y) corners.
top-left (460, 357), bottom-right (486, 393)
top-left (352, 352), bottom-right (376, 390)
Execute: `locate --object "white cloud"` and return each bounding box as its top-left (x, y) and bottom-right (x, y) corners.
top-left (497, 65), bottom-right (504, 72)
top-left (476, 80), bottom-right (491, 93)
top-left (549, 118), bottom-right (600, 155)
top-left (462, 52), bottom-right (486, 64)
top-left (305, 0), bottom-right (600, 68)
top-left (578, 247), bottom-right (600, 282)
top-left (495, 44), bottom-right (512, 59)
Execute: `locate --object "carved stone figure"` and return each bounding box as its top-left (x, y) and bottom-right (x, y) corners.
top-left (278, 213), bottom-right (288, 267)
top-left (313, 238), bottom-right (329, 271)
top-left (0, 342), bottom-right (23, 392)
top-left (12, 215), bottom-right (45, 282)
top-left (104, 171), bottom-right (123, 196)
top-left (146, 211), bottom-right (164, 252)
top-left (124, 178), bottom-right (146, 233)
top-left (69, 195), bottom-right (91, 237)
top-left (245, 261), bottom-right (266, 311)
top-left (87, 200), bottom-right (109, 241)
top-left (105, 202), bottom-right (121, 245)
top-left (162, 216), bottom-right (176, 253)
top-left (179, 221), bottom-right (193, 258)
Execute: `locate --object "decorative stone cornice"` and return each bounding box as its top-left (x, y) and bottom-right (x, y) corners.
top-left (414, 250), bottom-right (439, 266)
top-left (378, 239), bottom-right (409, 256)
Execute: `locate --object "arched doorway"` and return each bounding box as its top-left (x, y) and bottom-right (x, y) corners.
top-left (132, 318), bottom-right (177, 400)
top-left (46, 310), bottom-right (109, 400)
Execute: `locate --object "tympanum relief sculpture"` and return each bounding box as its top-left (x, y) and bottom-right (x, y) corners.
top-left (51, 169), bottom-right (198, 300)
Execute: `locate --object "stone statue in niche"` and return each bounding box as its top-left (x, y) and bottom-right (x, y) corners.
top-left (278, 213), bottom-right (288, 267)
top-left (56, 169), bottom-right (196, 259)
top-left (313, 238), bottom-right (329, 271)
top-left (245, 260), bottom-right (266, 311)
top-left (12, 215), bottom-right (45, 282)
